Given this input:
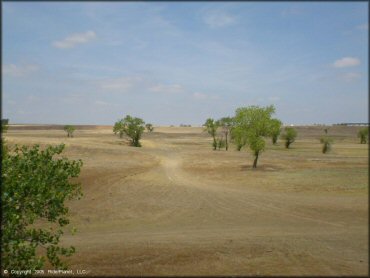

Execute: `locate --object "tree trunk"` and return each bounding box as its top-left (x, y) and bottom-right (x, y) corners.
top-left (225, 132), bottom-right (228, 151)
top-left (272, 136), bottom-right (277, 145)
top-left (213, 137), bottom-right (217, 150)
top-left (253, 151), bottom-right (259, 168)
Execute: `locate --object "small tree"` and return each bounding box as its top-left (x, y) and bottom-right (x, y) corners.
top-left (281, 127), bottom-right (297, 148)
top-left (357, 127), bottom-right (368, 144)
top-left (121, 115), bottom-right (145, 147)
top-left (230, 126), bottom-right (248, 151)
top-left (63, 125), bottom-right (75, 138)
top-left (234, 105), bottom-right (277, 168)
top-left (203, 118), bottom-right (219, 150)
top-left (1, 144), bottom-right (82, 271)
top-left (145, 123), bottom-right (154, 132)
top-left (320, 136), bottom-right (334, 154)
top-left (216, 117), bottom-right (233, 151)
top-left (113, 120), bottom-right (125, 138)
top-left (270, 119), bottom-right (282, 145)
top-left (216, 136), bottom-right (225, 150)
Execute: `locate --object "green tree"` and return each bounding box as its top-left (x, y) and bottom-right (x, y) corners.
top-left (1, 144), bottom-right (83, 271)
top-left (234, 105), bottom-right (277, 168)
top-left (63, 125), bottom-right (75, 138)
top-left (203, 118), bottom-right (219, 150)
top-left (121, 115), bottom-right (145, 147)
top-left (270, 119), bottom-right (282, 145)
top-left (216, 117), bottom-right (233, 151)
top-left (230, 125), bottom-right (248, 151)
top-left (145, 123), bottom-right (154, 132)
top-left (281, 127), bottom-right (297, 148)
top-left (320, 136), bottom-right (334, 154)
top-left (357, 127), bottom-right (368, 144)
top-left (113, 120), bottom-right (125, 138)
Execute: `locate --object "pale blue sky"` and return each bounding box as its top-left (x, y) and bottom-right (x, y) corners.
top-left (2, 2), bottom-right (368, 125)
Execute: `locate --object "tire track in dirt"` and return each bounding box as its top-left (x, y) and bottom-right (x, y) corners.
top-left (153, 142), bottom-right (345, 229)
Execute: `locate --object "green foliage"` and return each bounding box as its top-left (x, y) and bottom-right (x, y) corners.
top-left (216, 117), bottom-right (233, 151)
top-left (117, 115), bottom-right (146, 147)
top-left (357, 127), bottom-right (368, 144)
top-left (320, 136), bottom-right (334, 154)
top-left (203, 118), bottom-right (219, 150)
top-left (113, 120), bottom-right (125, 138)
top-left (63, 125), bottom-right (75, 138)
top-left (230, 126), bottom-right (248, 151)
top-left (234, 105), bottom-right (276, 168)
top-left (2, 121), bottom-right (9, 133)
top-left (1, 144), bottom-right (83, 271)
top-left (281, 127), bottom-right (297, 148)
top-left (2, 122), bottom-right (9, 157)
top-left (145, 123), bottom-right (154, 132)
top-left (216, 136), bottom-right (225, 150)
top-left (270, 119), bottom-right (282, 144)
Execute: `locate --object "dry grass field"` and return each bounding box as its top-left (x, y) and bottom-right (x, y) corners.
top-left (4, 125), bottom-right (368, 276)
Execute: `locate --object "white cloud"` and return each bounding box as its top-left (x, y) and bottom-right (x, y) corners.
top-left (149, 84), bottom-right (183, 94)
top-left (333, 57), bottom-right (360, 68)
top-left (53, 31), bottom-right (96, 49)
top-left (203, 10), bottom-right (237, 28)
top-left (3, 64), bottom-right (39, 77)
top-left (356, 23), bottom-right (368, 30)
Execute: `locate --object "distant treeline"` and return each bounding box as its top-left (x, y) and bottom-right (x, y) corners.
top-left (333, 123), bottom-right (369, 126)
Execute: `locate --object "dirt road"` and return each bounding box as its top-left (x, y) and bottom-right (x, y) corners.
top-left (5, 126), bottom-right (368, 276)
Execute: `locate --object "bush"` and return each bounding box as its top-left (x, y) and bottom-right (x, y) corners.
top-left (281, 127), bottom-right (297, 148)
top-left (63, 125), bottom-right (75, 138)
top-left (320, 136), bottom-right (334, 153)
top-left (357, 127), bottom-right (368, 144)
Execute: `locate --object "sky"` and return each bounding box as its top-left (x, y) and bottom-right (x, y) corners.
top-left (2, 2), bottom-right (368, 126)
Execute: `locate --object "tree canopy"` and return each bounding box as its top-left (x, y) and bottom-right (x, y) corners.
top-left (281, 127), bottom-right (297, 148)
top-left (63, 125), bottom-right (75, 138)
top-left (357, 127), bottom-right (368, 144)
top-left (116, 115), bottom-right (146, 147)
top-left (145, 123), bottom-right (154, 132)
top-left (233, 105), bottom-right (277, 168)
top-left (203, 118), bottom-right (219, 150)
top-left (269, 119), bottom-right (282, 144)
top-left (113, 120), bottom-right (125, 138)
top-left (1, 144), bottom-right (83, 271)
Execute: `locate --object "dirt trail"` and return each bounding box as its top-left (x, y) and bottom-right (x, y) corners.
top-left (5, 128), bottom-right (368, 276)
top-left (155, 142), bottom-right (346, 229)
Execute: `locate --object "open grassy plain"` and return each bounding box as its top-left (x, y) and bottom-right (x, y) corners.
top-left (5, 125), bottom-right (368, 276)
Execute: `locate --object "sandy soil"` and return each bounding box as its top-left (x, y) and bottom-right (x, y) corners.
top-left (4, 125), bottom-right (368, 276)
